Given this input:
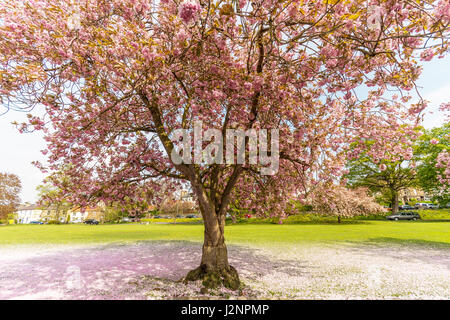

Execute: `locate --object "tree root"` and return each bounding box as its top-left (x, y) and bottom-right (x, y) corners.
top-left (184, 264), bottom-right (240, 290)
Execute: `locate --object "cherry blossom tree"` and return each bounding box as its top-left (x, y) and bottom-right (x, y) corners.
top-left (310, 184), bottom-right (386, 223)
top-left (436, 151), bottom-right (450, 195)
top-left (0, 0), bottom-right (449, 289)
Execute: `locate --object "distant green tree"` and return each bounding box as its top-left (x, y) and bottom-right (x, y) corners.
top-left (414, 123), bottom-right (450, 205)
top-left (36, 183), bottom-right (72, 222)
top-left (345, 151), bottom-right (417, 215)
top-left (102, 206), bottom-right (124, 223)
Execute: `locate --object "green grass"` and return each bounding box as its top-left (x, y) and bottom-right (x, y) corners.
top-left (0, 220), bottom-right (449, 247)
top-left (141, 218), bottom-right (203, 224)
top-left (417, 209), bottom-right (450, 220)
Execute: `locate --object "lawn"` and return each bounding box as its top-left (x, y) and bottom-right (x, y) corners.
top-left (416, 209), bottom-right (450, 220)
top-left (0, 220), bottom-right (449, 247)
top-left (1, 220), bottom-right (449, 299)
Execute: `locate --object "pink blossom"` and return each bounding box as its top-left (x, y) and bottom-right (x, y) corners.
top-left (239, 0), bottom-right (247, 9)
top-left (309, 183), bottom-right (386, 219)
top-left (178, 0), bottom-right (201, 24)
top-left (420, 49), bottom-right (434, 61)
top-left (430, 138), bottom-right (439, 145)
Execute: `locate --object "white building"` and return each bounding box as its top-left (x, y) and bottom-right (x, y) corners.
top-left (69, 211), bottom-right (87, 223)
top-left (16, 204), bottom-right (45, 224)
top-left (16, 204), bottom-right (87, 224)
top-left (180, 189), bottom-right (195, 203)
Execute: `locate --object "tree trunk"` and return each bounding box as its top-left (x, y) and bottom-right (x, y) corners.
top-left (184, 207), bottom-right (240, 290)
top-left (144, 88), bottom-right (243, 290)
top-left (391, 192), bottom-right (399, 215)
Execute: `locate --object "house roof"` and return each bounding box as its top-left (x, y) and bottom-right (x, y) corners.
top-left (17, 203), bottom-right (106, 212)
top-left (17, 204), bottom-right (43, 211)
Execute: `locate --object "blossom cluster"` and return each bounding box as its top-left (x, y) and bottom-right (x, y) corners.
top-left (0, 0), bottom-right (448, 214)
top-left (178, 0), bottom-right (201, 24)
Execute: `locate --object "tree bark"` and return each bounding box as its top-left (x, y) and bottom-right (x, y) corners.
top-left (184, 205), bottom-right (240, 290)
top-left (391, 192), bottom-right (399, 215)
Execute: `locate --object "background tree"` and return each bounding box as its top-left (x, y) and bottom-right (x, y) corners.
top-left (36, 183), bottom-right (72, 222)
top-left (1, 0), bottom-right (449, 289)
top-left (228, 200), bottom-right (252, 224)
top-left (113, 191), bottom-right (155, 221)
top-left (0, 172), bottom-right (21, 221)
top-left (101, 201), bottom-right (148, 222)
top-left (346, 159), bottom-right (417, 214)
top-left (345, 142), bottom-right (417, 214)
top-left (160, 198), bottom-right (196, 217)
top-left (415, 123), bottom-right (450, 205)
top-left (102, 205), bottom-right (122, 223)
top-left (310, 183), bottom-right (386, 223)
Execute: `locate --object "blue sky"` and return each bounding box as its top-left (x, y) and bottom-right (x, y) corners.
top-left (0, 56), bottom-right (449, 203)
top-left (415, 55), bottom-right (450, 129)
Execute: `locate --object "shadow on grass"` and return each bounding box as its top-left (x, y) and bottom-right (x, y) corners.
top-left (349, 237), bottom-right (450, 249)
top-left (342, 238), bottom-right (450, 267)
top-left (414, 219), bottom-right (450, 223)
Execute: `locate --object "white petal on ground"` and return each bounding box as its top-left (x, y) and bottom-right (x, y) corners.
top-left (0, 241), bottom-right (448, 300)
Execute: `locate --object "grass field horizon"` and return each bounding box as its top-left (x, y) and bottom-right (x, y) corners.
top-left (1, 220), bottom-right (449, 247)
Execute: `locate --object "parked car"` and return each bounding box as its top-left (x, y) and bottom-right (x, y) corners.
top-left (153, 215), bottom-right (162, 219)
top-left (414, 203), bottom-right (431, 209)
top-left (176, 215), bottom-right (183, 218)
top-left (386, 211), bottom-right (421, 221)
top-left (29, 221), bottom-right (43, 224)
top-left (186, 214), bottom-right (197, 218)
top-left (83, 219), bottom-right (99, 225)
top-left (399, 205), bottom-right (415, 211)
top-left (428, 204), bottom-right (439, 209)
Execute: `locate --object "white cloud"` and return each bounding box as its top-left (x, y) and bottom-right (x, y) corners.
top-left (422, 83), bottom-right (450, 129)
top-left (0, 111), bottom-right (46, 203)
